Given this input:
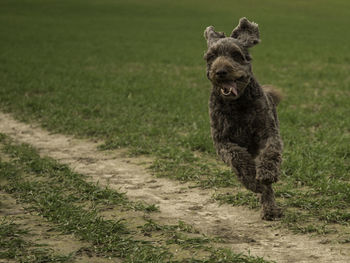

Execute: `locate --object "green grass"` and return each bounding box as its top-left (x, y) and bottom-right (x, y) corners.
top-left (0, 0), bottom-right (349, 236)
top-left (0, 134), bottom-right (272, 263)
top-left (0, 219), bottom-right (73, 262)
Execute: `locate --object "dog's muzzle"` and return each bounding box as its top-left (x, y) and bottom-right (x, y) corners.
top-left (220, 82), bottom-right (238, 96)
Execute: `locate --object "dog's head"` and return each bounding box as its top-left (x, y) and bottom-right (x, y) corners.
top-left (204, 17), bottom-right (260, 100)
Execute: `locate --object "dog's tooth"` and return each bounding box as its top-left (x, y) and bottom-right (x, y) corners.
top-left (221, 88), bottom-right (231, 96)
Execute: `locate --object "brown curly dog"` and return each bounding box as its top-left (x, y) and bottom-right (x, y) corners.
top-left (204, 17), bottom-right (283, 220)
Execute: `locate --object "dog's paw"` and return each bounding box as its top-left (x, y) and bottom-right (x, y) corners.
top-left (261, 206), bottom-right (283, 221)
top-left (256, 168), bottom-right (277, 184)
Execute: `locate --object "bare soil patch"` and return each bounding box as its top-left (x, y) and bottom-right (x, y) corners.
top-left (0, 112), bottom-right (349, 263)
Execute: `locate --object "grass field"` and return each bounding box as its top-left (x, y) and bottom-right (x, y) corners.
top-left (1, 0), bottom-right (350, 261)
top-left (1, 133), bottom-right (273, 262)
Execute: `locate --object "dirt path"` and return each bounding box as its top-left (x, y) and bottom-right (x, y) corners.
top-left (0, 112), bottom-right (349, 263)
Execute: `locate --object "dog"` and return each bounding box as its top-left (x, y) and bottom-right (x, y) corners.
top-left (204, 17), bottom-right (283, 220)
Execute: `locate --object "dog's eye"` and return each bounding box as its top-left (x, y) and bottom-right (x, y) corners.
top-left (231, 51), bottom-right (245, 62)
top-left (236, 76), bottom-right (245, 82)
top-left (204, 52), bottom-right (215, 61)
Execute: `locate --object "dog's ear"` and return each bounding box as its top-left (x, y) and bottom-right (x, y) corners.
top-left (230, 17), bottom-right (260, 48)
top-left (204, 26), bottom-right (226, 47)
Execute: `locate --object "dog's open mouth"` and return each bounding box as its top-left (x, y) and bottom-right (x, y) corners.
top-left (220, 82), bottom-right (238, 97)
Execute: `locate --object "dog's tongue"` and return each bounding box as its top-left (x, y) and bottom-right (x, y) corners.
top-left (223, 82), bottom-right (238, 96)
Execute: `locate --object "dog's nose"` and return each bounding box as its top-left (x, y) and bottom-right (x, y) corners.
top-left (215, 69), bottom-right (227, 78)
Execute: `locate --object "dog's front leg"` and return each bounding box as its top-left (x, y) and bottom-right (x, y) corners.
top-left (216, 142), bottom-right (263, 193)
top-left (255, 135), bottom-right (283, 184)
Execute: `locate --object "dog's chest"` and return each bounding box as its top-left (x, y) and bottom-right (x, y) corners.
top-left (227, 110), bottom-right (254, 138)
top-left (210, 106), bottom-right (257, 144)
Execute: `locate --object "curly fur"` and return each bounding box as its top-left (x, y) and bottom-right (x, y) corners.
top-left (204, 18), bottom-right (283, 220)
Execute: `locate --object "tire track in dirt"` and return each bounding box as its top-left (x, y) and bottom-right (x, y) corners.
top-left (0, 112), bottom-right (349, 263)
